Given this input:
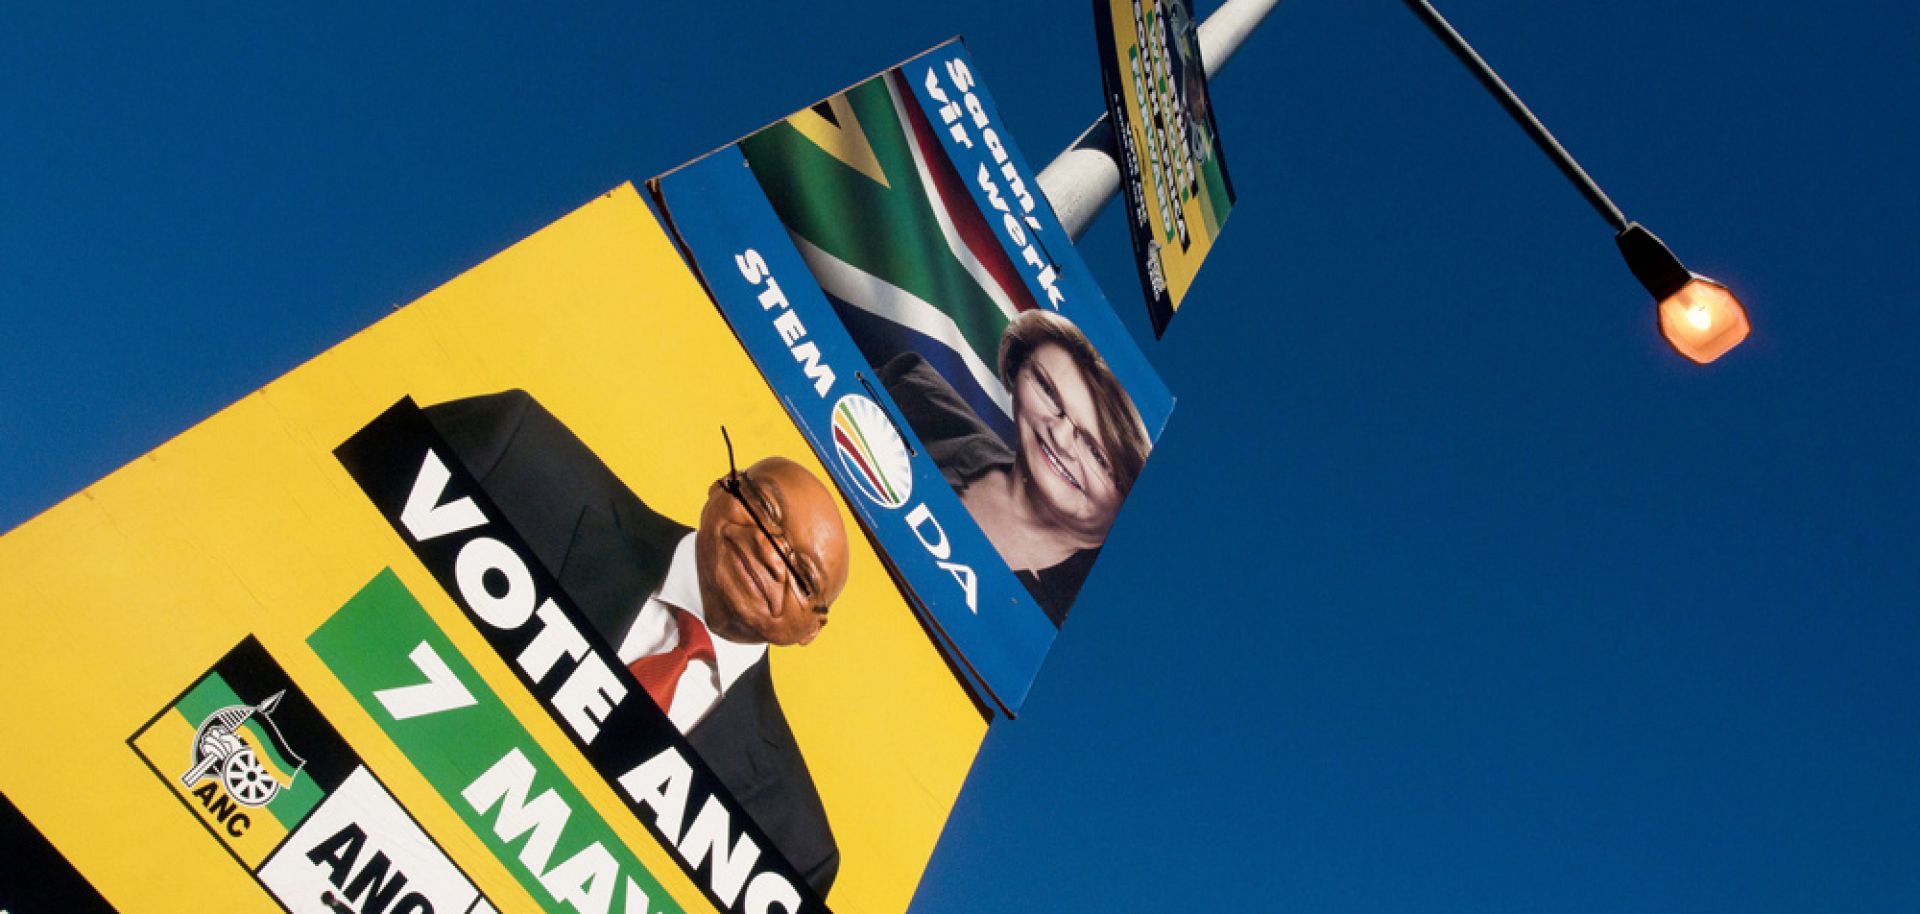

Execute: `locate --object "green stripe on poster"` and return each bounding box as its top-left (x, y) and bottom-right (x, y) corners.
top-left (307, 569), bottom-right (681, 914)
top-left (1198, 156), bottom-right (1232, 236)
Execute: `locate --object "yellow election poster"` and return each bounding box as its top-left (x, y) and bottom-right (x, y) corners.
top-left (1094, 0), bottom-right (1237, 336)
top-left (0, 185), bottom-right (986, 914)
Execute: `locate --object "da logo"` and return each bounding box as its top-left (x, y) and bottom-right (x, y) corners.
top-left (181, 689), bottom-right (306, 807)
top-left (832, 393), bottom-right (913, 510)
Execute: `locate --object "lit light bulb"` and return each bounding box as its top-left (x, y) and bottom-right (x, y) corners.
top-left (1685, 303), bottom-right (1713, 331)
top-left (1657, 276), bottom-right (1749, 364)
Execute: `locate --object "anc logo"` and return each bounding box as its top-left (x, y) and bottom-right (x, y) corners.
top-left (831, 394), bottom-right (913, 510)
top-left (181, 689), bottom-right (305, 807)
top-left (130, 638), bottom-right (336, 866)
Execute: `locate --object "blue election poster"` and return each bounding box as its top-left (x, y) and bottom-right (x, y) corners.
top-left (654, 39), bottom-right (1173, 713)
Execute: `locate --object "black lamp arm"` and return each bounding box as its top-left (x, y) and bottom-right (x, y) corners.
top-left (1401, 0), bottom-right (1630, 233)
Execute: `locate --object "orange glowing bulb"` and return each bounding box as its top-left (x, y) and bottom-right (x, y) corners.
top-left (1658, 276), bottom-right (1749, 364)
top-left (1685, 303), bottom-right (1713, 331)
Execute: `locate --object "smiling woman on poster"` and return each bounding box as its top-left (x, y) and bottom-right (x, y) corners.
top-left (879, 311), bottom-right (1152, 625)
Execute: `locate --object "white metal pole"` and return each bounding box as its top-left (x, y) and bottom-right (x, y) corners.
top-left (1038, 0), bottom-right (1283, 241)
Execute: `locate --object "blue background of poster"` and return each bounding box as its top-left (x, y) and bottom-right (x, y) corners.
top-left (657, 145), bottom-right (1059, 713)
top-left (658, 40), bottom-right (1175, 713)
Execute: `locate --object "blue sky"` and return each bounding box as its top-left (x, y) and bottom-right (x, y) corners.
top-left (5, 2), bottom-right (1918, 911)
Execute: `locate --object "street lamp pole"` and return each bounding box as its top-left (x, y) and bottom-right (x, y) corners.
top-left (1401, 0), bottom-right (1625, 233)
top-left (1037, 0), bottom-right (1283, 242)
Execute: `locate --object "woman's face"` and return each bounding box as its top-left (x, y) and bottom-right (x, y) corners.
top-left (1012, 342), bottom-right (1126, 539)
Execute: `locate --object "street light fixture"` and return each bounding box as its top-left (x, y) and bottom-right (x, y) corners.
top-left (1404, 0), bottom-right (1749, 363)
top-left (1037, 0), bottom-right (1746, 361)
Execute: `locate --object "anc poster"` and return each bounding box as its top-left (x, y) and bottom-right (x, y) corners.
top-left (651, 39), bottom-right (1174, 714)
top-left (1096, 0), bottom-right (1236, 335)
top-left (0, 185), bottom-right (986, 914)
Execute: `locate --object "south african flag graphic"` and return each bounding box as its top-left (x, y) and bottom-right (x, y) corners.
top-left (742, 66), bottom-right (1040, 446)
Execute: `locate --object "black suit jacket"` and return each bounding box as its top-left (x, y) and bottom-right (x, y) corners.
top-left (423, 389), bottom-right (840, 895)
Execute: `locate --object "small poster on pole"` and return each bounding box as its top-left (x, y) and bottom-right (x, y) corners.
top-left (1095, 0), bottom-right (1237, 335)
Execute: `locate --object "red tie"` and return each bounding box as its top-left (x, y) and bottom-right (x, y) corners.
top-left (627, 606), bottom-right (717, 713)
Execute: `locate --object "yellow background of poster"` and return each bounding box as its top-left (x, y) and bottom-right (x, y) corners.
top-left (1103, 0), bottom-right (1235, 323)
top-left (0, 184), bottom-right (986, 914)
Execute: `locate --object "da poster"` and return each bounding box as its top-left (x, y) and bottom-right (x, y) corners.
top-left (650, 39), bottom-right (1174, 714)
top-left (1095, 0), bottom-right (1236, 335)
top-left (0, 186), bottom-right (986, 914)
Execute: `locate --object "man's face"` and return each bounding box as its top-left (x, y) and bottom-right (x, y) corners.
top-left (695, 455), bottom-right (849, 646)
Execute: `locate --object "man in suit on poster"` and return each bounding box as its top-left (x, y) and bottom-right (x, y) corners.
top-left (423, 389), bottom-right (849, 895)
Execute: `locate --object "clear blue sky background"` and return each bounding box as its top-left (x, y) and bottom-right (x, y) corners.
top-left (5, 2), bottom-right (1917, 911)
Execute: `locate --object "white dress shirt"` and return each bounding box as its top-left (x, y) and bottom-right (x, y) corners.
top-left (615, 532), bottom-right (768, 734)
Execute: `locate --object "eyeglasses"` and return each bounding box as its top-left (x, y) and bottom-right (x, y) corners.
top-left (719, 427), bottom-right (824, 611)
top-left (1026, 362), bottom-right (1116, 483)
